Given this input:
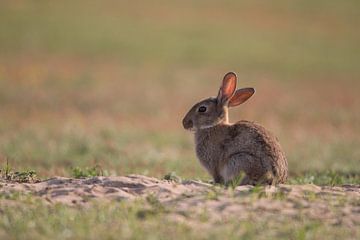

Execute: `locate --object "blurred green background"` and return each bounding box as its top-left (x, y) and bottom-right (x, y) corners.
top-left (0, 0), bottom-right (359, 179)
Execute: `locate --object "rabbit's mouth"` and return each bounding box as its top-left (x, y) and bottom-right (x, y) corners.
top-left (183, 119), bottom-right (194, 130)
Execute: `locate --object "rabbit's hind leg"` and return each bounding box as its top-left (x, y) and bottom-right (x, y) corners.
top-left (222, 153), bottom-right (265, 185)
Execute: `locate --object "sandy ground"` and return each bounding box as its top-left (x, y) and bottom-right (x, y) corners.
top-left (0, 175), bottom-right (359, 228)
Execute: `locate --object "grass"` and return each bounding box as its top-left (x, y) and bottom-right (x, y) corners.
top-left (163, 172), bottom-right (182, 183)
top-left (0, 191), bottom-right (357, 240)
top-left (71, 165), bottom-right (104, 179)
top-left (289, 171), bottom-right (360, 186)
top-left (0, 0), bottom-right (359, 239)
top-left (0, 159), bottom-right (40, 183)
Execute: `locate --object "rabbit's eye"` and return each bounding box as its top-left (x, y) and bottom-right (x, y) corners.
top-left (198, 106), bottom-right (207, 113)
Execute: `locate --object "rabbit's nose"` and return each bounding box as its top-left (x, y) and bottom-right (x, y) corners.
top-left (183, 119), bottom-right (193, 130)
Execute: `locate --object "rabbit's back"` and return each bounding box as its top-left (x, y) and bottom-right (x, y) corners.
top-left (228, 121), bottom-right (288, 183)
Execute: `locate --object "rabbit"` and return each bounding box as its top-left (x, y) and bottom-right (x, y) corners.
top-left (182, 72), bottom-right (288, 185)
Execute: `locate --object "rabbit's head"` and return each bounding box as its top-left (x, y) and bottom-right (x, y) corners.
top-left (182, 72), bottom-right (255, 131)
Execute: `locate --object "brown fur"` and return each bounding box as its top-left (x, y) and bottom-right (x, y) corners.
top-left (183, 72), bottom-right (288, 185)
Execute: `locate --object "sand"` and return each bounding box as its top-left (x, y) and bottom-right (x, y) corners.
top-left (0, 175), bottom-right (359, 227)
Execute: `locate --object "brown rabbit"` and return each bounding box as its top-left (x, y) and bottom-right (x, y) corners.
top-left (182, 72), bottom-right (288, 185)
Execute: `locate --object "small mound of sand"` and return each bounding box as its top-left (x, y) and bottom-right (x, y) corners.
top-left (0, 175), bottom-right (212, 205)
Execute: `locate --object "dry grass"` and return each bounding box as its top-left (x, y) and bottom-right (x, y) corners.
top-left (0, 57), bottom-right (359, 178)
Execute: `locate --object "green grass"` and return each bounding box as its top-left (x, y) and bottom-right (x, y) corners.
top-left (289, 171), bottom-right (360, 186)
top-left (0, 192), bottom-right (357, 240)
top-left (1, 126), bottom-right (359, 183)
top-left (0, 127), bottom-right (199, 178)
top-left (71, 165), bottom-right (104, 179)
top-left (0, 159), bottom-right (40, 183)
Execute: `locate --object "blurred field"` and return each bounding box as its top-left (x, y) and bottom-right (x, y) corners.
top-left (0, 0), bottom-right (359, 238)
top-left (1, 0), bottom-right (359, 178)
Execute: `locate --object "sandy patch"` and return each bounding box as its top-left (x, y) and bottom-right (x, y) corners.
top-left (0, 175), bottom-right (359, 227)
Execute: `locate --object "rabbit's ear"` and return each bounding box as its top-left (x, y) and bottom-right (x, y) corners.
top-left (217, 72), bottom-right (237, 105)
top-left (228, 88), bottom-right (255, 107)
